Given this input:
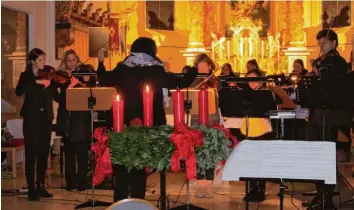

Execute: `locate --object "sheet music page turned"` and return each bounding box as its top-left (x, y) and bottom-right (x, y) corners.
top-left (222, 140), bottom-right (336, 184)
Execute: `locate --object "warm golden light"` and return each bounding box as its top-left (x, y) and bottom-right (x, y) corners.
top-left (291, 76), bottom-right (297, 81)
top-left (146, 85), bottom-right (149, 92)
top-left (116, 95), bottom-right (120, 101)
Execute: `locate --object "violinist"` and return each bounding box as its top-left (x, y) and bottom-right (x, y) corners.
top-left (15, 48), bottom-right (57, 201)
top-left (190, 53), bottom-right (219, 199)
top-left (304, 29), bottom-right (352, 210)
top-left (55, 49), bottom-right (104, 191)
top-left (241, 69), bottom-right (274, 203)
top-left (291, 59), bottom-right (308, 76)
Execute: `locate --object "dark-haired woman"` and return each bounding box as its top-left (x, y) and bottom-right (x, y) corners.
top-left (15, 48), bottom-right (58, 201)
top-left (99, 37), bottom-right (200, 202)
top-left (240, 69), bottom-right (275, 203)
top-left (247, 59), bottom-right (266, 76)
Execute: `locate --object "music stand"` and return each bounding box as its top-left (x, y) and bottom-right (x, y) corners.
top-left (218, 87), bottom-right (276, 209)
top-left (168, 89), bottom-right (216, 210)
top-left (218, 87), bottom-right (276, 138)
top-left (66, 87), bottom-right (117, 209)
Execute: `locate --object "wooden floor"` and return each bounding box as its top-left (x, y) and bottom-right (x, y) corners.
top-left (1, 158), bottom-right (354, 210)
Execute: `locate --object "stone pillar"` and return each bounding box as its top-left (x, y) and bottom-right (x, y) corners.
top-left (288, 1), bottom-right (305, 47)
top-left (203, 1), bottom-right (217, 48)
top-left (181, 1), bottom-right (207, 66)
top-left (281, 0), bottom-right (313, 73)
top-left (15, 12), bottom-right (27, 52)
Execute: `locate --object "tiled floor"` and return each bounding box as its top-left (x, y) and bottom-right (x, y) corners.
top-left (1, 159), bottom-right (353, 210)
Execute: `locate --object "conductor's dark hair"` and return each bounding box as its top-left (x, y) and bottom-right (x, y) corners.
top-left (247, 59), bottom-right (260, 69)
top-left (130, 37), bottom-right (157, 57)
top-left (316, 29), bottom-right (338, 47)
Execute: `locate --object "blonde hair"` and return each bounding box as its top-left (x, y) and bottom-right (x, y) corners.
top-left (57, 49), bottom-right (82, 71)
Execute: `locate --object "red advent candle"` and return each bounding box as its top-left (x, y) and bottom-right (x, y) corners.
top-left (143, 85), bottom-right (154, 127)
top-left (173, 89), bottom-right (185, 126)
top-left (198, 88), bottom-right (209, 126)
top-left (113, 94), bottom-right (124, 132)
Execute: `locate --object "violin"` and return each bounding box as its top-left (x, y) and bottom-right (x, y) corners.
top-left (38, 65), bottom-right (71, 85)
top-left (311, 49), bottom-right (338, 70)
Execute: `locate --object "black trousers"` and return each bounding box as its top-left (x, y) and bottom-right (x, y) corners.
top-left (114, 165), bottom-right (147, 202)
top-left (64, 139), bottom-right (89, 189)
top-left (23, 112), bottom-right (52, 191)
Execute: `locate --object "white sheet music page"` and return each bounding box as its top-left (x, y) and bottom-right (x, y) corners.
top-left (222, 140), bottom-right (336, 184)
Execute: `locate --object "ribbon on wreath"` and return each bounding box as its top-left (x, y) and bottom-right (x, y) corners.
top-left (211, 123), bottom-right (239, 166)
top-left (91, 127), bottom-right (113, 186)
top-left (170, 123), bottom-right (204, 180)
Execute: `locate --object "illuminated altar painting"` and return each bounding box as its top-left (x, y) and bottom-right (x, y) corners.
top-left (322, 1), bottom-right (351, 28)
top-left (228, 0), bottom-right (270, 37)
top-left (146, 1), bottom-right (174, 30)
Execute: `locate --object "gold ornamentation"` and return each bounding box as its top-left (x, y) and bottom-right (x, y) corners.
top-left (188, 1), bottom-right (204, 46)
top-left (288, 1), bottom-right (304, 46)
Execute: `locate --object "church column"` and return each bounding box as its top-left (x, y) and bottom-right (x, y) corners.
top-left (288, 1), bottom-right (305, 47)
top-left (282, 0), bottom-right (313, 73)
top-left (203, 1), bottom-right (217, 48)
top-left (181, 1), bottom-right (207, 66)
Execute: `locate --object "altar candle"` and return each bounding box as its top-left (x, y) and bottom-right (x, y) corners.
top-left (212, 41), bottom-right (215, 59)
top-left (261, 40), bottom-right (264, 58)
top-left (173, 89), bottom-right (185, 126)
top-left (198, 88), bottom-right (209, 126)
top-left (227, 40), bottom-right (230, 59)
top-left (113, 94), bottom-right (124, 132)
top-left (277, 40), bottom-right (280, 59)
top-left (240, 38), bottom-right (244, 57)
top-left (218, 41), bottom-right (222, 58)
top-left (249, 38), bottom-right (253, 57)
top-left (143, 85), bottom-right (154, 127)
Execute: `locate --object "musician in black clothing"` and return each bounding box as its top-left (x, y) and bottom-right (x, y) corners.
top-left (99, 37), bottom-right (199, 202)
top-left (15, 48), bottom-right (57, 201)
top-left (55, 49), bottom-right (104, 191)
top-left (304, 29), bottom-right (352, 210)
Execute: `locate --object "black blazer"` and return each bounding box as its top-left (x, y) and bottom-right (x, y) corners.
top-left (100, 64), bottom-right (197, 126)
top-left (15, 70), bottom-right (58, 121)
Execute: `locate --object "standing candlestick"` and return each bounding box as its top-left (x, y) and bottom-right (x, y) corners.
top-left (212, 41), bottom-right (215, 59)
top-left (227, 40), bottom-right (230, 59)
top-left (173, 89), bottom-right (185, 126)
top-left (261, 40), bottom-right (264, 59)
top-left (198, 88), bottom-right (209, 126)
top-left (143, 85), bottom-right (154, 127)
top-left (112, 94), bottom-right (124, 132)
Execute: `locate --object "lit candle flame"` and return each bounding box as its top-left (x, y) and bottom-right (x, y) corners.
top-left (146, 85), bottom-right (149, 92)
top-left (116, 95), bottom-right (120, 101)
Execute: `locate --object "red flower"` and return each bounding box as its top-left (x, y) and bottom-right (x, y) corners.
top-left (130, 118), bottom-right (143, 126)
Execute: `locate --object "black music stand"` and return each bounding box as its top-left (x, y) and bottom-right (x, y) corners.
top-left (218, 87), bottom-right (276, 209)
top-left (218, 87), bottom-right (276, 138)
top-left (297, 75), bottom-right (352, 209)
top-left (66, 86), bottom-right (116, 209)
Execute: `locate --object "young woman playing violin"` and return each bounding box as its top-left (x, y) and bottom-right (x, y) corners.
top-left (55, 49), bottom-right (104, 191)
top-left (15, 48), bottom-right (58, 201)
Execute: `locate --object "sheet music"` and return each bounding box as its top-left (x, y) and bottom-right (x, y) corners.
top-left (222, 140), bottom-right (336, 184)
